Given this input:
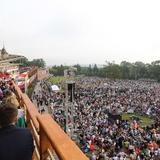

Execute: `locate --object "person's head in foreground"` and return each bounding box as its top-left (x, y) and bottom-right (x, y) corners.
top-left (0, 102), bottom-right (35, 160)
top-left (0, 102), bottom-right (18, 127)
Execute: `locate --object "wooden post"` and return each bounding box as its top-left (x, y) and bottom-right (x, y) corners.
top-left (39, 126), bottom-right (53, 160)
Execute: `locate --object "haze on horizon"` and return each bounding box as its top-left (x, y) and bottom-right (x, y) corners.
top-left (0, 0), bottom-right (160, 66)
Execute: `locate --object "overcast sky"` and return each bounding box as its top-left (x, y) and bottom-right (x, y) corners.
top-left (0, 0), bottom-right (160, 66)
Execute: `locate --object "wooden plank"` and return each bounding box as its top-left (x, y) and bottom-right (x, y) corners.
top-left (37, 114), bottom-right (88, 160)
top-left (21, 93), bottom-right (40, 131)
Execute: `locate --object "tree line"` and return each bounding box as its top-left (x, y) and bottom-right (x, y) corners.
top-left (22, 57), bottom-right (160, 82)
top-left (22, 58), bottom-right (46, 68)
top-left (49, 60), bottom-right (160, 82)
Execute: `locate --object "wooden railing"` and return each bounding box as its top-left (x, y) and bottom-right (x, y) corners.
top-left (14, 83), bottom-right (88, 160)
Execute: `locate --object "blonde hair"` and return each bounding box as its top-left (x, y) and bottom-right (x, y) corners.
top-left (6, 97), bottom-right (19, 108)
top-left (5, 90), bottom-right (13, 98)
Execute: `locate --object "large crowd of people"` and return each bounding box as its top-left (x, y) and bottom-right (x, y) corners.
top-left (0, 77), bottom-right (160, 159)
top-left (33, 77), bottom-right (160, 160)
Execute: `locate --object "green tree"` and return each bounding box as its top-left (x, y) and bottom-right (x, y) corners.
top-left (120, 61), bottom-right (131, 79)
top-left (146, 63), bottom-right (152, 78)
top-left (134, 61), bottom-right (146, 79)
top-left (81, 66), bottom-right (89, 76)
top-left (22, 57), bottom-right (29, 67)
top-left (73, 64), bottom-right (81, 75)
top-left (49, 68), bottom-right (58, 76)
top-left (102, 61), bottom-right (121, 79)
top-left (87, 64), bottom-right (93, 76)
top-left (151, 60), bottom-right (160, 80)
top-left (93, 64), bottom-right (99, 76)
top-left (28, 58), bottom-right (46, 68)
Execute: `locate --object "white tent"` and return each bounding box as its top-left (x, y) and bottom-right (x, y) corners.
top-left (51, 85), bottom-right (60, 91)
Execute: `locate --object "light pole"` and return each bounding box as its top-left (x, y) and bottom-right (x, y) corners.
top-left (65, 82), bottom-right (69, 136)
top-left (64, 67), bottom-right (77, 138)
top-left (65, 81), bottom-right (75, 138)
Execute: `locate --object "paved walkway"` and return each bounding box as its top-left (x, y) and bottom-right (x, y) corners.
top-left (32, 81), bottom-right (52, 116)
top-left (31, 81), bottom-right (60, 160)
top-left (31, 69), bottom-right (52, 115)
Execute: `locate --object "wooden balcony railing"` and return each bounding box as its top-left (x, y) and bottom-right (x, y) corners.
top-left (14, 83), bottom-right (88, 160)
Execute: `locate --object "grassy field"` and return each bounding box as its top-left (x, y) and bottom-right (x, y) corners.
top-left (47, 77), bottom-right (68, 84)
top-left (47, 76), bottom-right (75, 92)
top-left (122, 113), bottom-right (152, 127)
top-left (47, 76), bottom-right (75, 84)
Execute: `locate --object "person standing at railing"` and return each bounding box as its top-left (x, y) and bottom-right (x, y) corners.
top-left (0, 102), bottom-right (35, 160)
top-left (1, 90), bottom-right (16, 104)
top-left (2, 83), bottom-right (10, 96)
top-left (6, 96), bottom-right (26, 127)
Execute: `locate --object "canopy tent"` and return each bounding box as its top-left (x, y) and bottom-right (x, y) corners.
top-left (51, 85), bottom-right (60, 91)
top-left (15, 72), bottom-right (28, 79)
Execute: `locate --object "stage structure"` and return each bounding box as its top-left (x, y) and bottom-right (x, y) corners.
top-left (64, 67), bottom-right (77, 78)
top-left (108, 108), bottom-right (122, 122)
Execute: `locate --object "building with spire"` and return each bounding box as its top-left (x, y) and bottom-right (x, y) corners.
top-left (0, 46), bottom-right (25, 80)
top-left (0, 46), bottom-right (9, 58)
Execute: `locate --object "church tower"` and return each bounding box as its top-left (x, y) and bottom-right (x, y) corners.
top-left (1, 46), bottom-right (9, 58)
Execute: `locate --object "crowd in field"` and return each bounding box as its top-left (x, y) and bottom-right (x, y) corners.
top-left (33, 77), bottom-right (160, 160)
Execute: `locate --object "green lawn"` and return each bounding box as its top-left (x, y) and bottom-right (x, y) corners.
top-left (122, 113), bottom-right (152, 127)
top-left (47, 77), bottom-right (68, 83)
top-left (47, 76), bottom-right (75, 83)
top-left (47, 76), bottom-right (75, 92)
